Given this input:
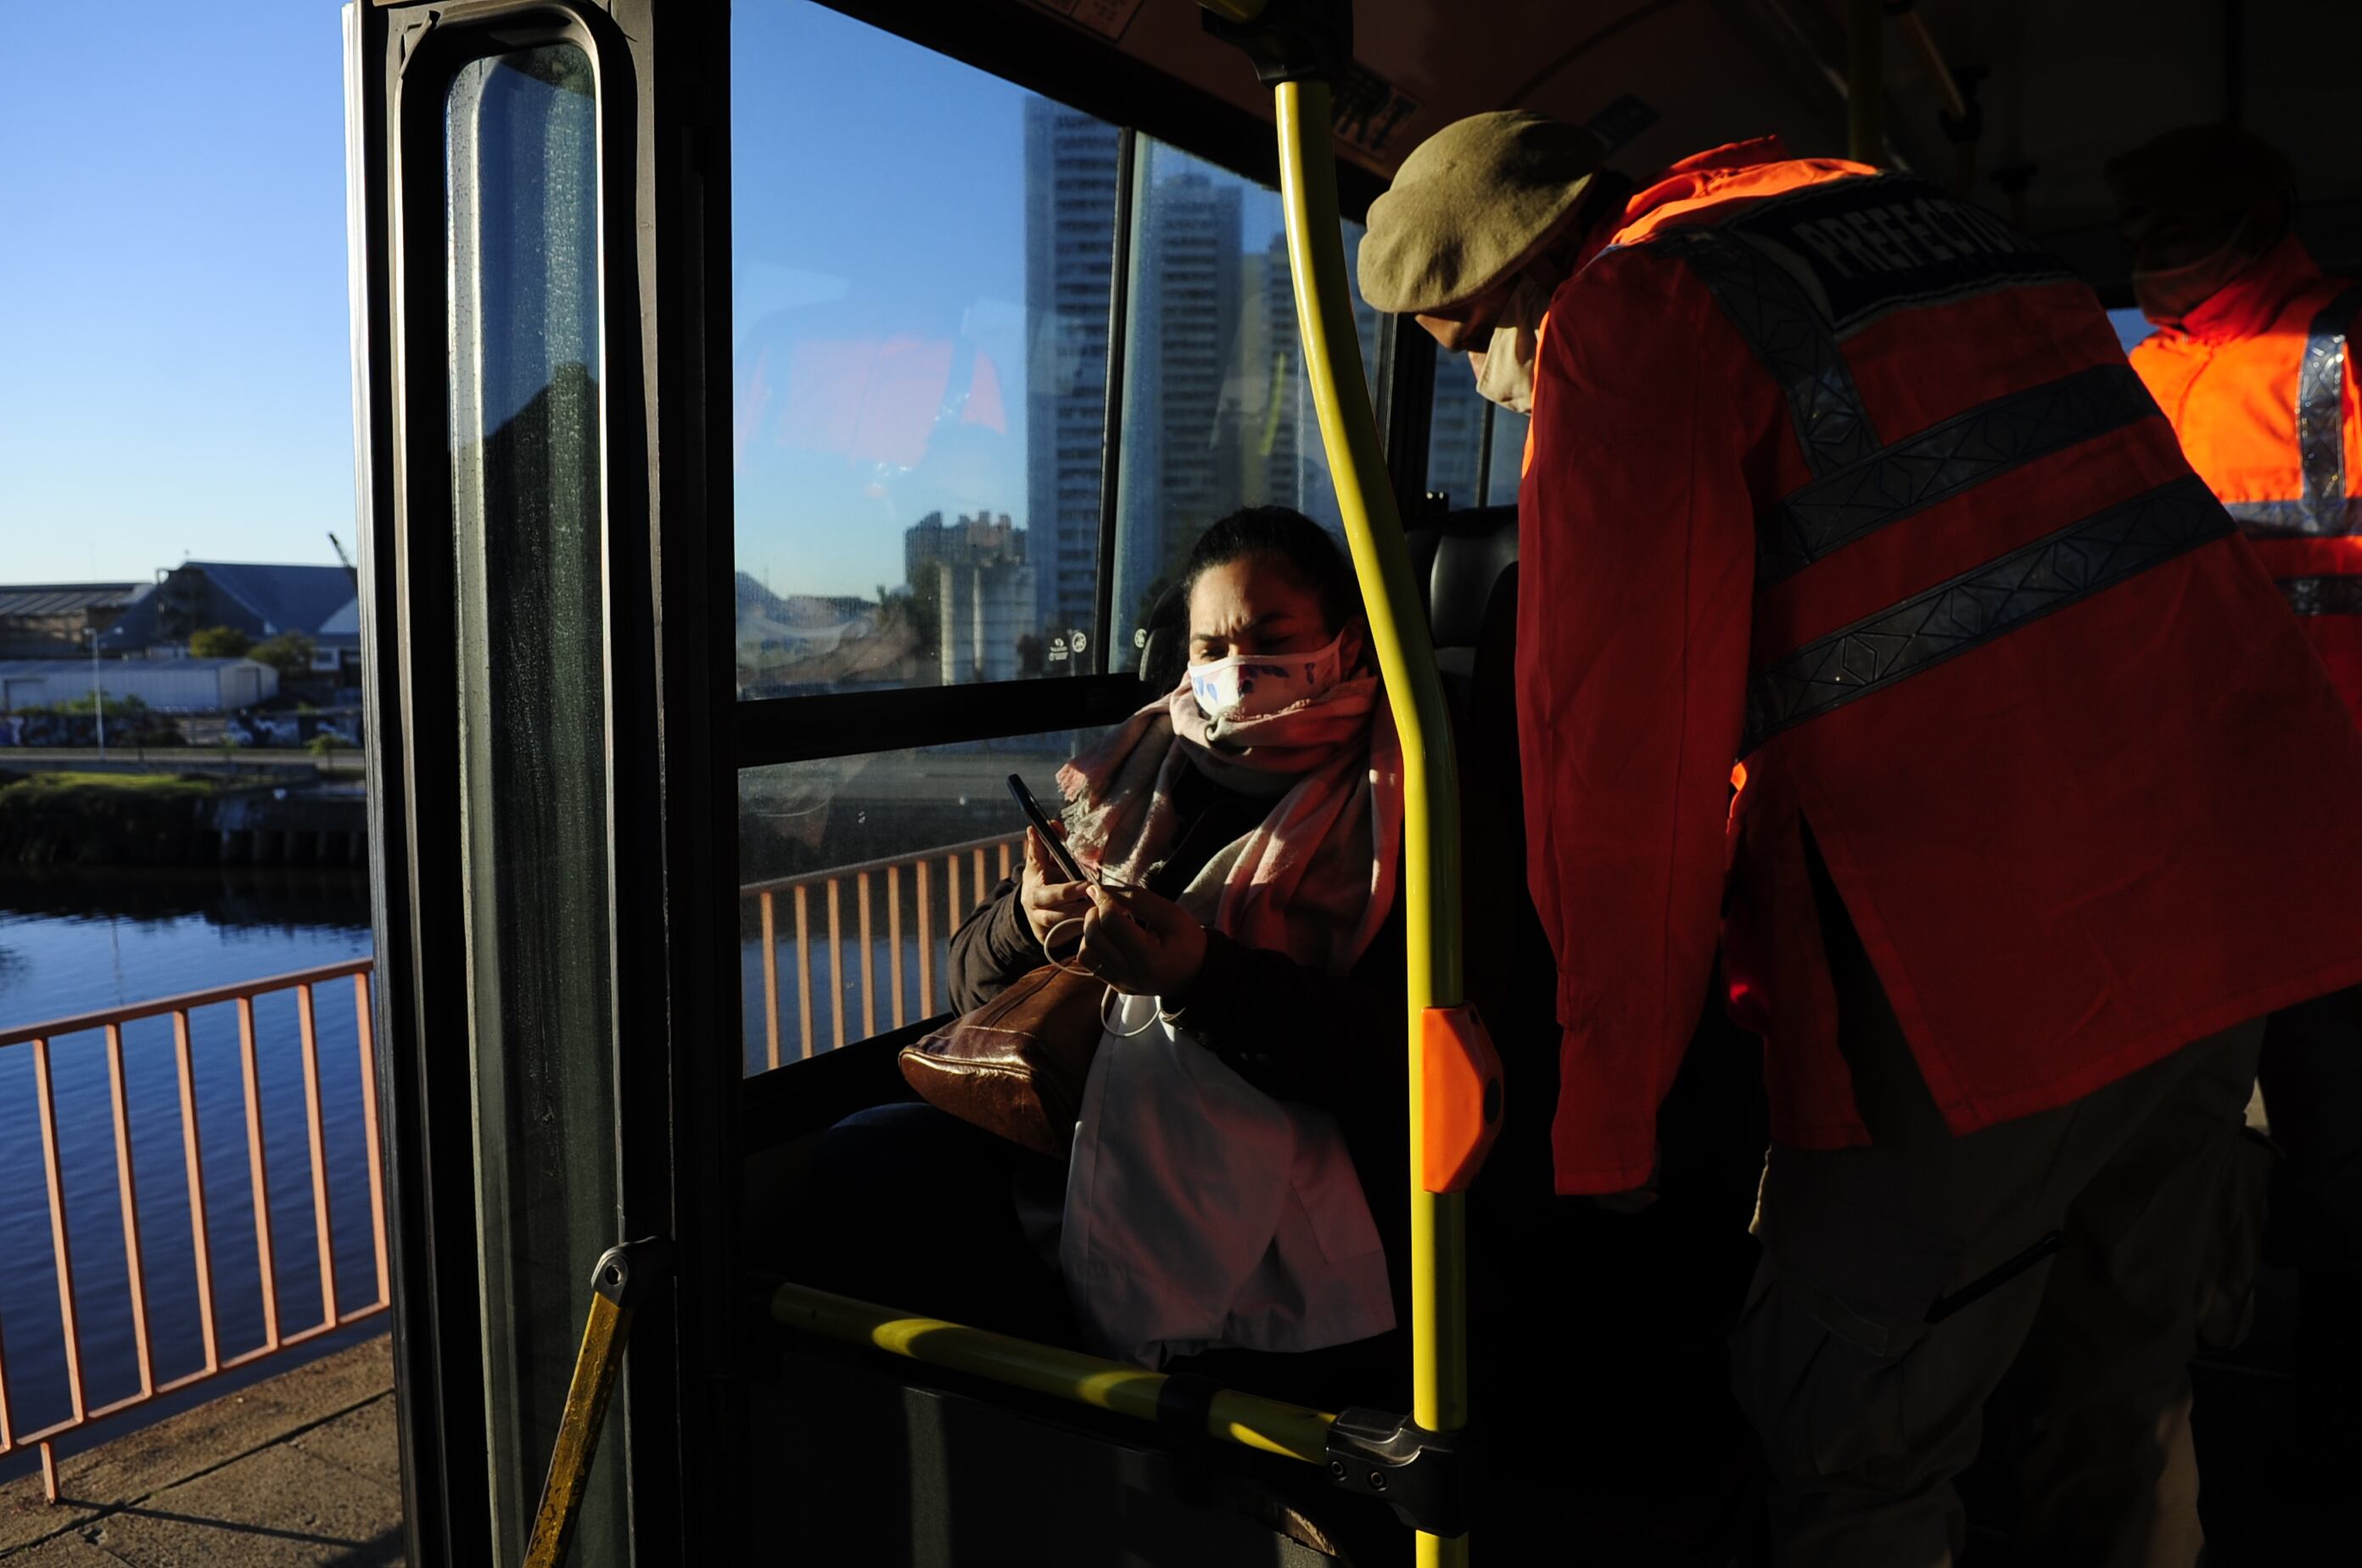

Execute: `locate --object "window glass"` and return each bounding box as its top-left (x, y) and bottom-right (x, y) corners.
top-left (1486, 406), bottom-right (1530, 503)
top-left (1426, 356), bottom-right (1487, 510)
top-left (445, 42), bottom-right (624, 1565)
top-left (736, 726), bottom-right (1108, 1071)
top-left (1425, 355), bottom-right (1528, 512)
top-left (2107, 305), bottom-right (2156, 356)
top-left (1110, 138), bottom-right (1388, 657)
top-left (732, 3), bottom-right (1120, 692)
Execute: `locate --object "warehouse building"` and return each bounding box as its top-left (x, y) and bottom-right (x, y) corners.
top-left (0, 657), bottom-right (279, 714)
top-left (0, 583), bottom-right (146, 658)
top-left (98, 561), bottom-right (360, 678)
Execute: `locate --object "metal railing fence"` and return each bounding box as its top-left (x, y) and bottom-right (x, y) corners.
top-left (0, 833), bottom-right (1019, 1498)
top-left (0, 960), bottom-right (387, 1501)
top-left (740, 832), bottom-right (1021, 1067)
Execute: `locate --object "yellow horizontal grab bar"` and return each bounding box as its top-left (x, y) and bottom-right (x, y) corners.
top-left (770, 1281), bottom-right (1335, 1465)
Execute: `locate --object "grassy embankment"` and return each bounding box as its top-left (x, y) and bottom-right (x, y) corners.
top-left (0, 770), bottom-right (251, 865)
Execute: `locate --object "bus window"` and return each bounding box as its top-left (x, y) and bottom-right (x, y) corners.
top-left (1427, 355), bottom-right (1529, 512)
top-left (734, 725), bottom-right (1106, 1072)
top-left (1487, 406), bottom-right (1530, 503)
top-left (726, 2), bottom-right (1400, 1072)
top-left (1108, 139), bottom-right (1389, 654)
top-left (731, 2), bottom-right (1121, 695)
top-left (2108, 305), bottom-right (2157, 356)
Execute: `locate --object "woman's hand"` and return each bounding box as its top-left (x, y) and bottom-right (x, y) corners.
top-left (1076, 882), bottom-right (1209, 999)
top-left (1020, 826), bottom-right (1093, 955)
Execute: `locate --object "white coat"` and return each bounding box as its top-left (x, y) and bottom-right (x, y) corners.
top-left (1059, 992), bottom-right (1394, 1368)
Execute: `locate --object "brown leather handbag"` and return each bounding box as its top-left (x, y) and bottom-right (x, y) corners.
top-left (898, 963), bottom-right (1106, 1159)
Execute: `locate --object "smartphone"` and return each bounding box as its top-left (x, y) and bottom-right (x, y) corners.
top-left (1006, 774), bottom-right (1089, 883)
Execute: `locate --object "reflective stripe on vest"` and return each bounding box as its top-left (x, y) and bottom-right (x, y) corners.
top-left (2298, 285), bottom-right (2362, 529)
top-left (1760, 363), bottom-right (2159, 585)
top-left (1744, 479), bottom-right (2232, 750)
top-left (2224, 498), bottom-right (2362, 536)
top-left (1648, 227), bottom-right (1880, 478)
top-left (2278, 575), bottom-right (2362, 616)
top-left (1633, 182), bottom-right (2227, 751)
top-left (2218, 284), bottom-right (2362, 539)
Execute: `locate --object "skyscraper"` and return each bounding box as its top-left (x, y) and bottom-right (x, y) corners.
top-left (1247, 227), bottom-right (1383, 542)
top-left (1022, 98), bottom-right (1122, 667)
top-left (905, 510), bottom-right (1035, 686)
top-left (1113, 165), bottom-right (1243, 626)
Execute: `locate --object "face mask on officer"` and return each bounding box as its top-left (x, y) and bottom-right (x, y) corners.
top-left (1466, 269), bottom-right (1554, 414)
top-left (2127, 201), bottom-right (2286, 328)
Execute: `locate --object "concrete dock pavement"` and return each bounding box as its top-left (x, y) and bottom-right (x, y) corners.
top-left (0, 1340), bottom-right (400, 1565)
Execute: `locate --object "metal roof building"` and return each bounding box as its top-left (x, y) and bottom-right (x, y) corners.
top-left (0, 582), bottom-right (146, 658)
top-left (96, 563), bottom-right (360, 664)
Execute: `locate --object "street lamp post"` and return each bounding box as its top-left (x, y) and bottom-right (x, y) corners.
top-left (85, 626), bottom-right (106, 759)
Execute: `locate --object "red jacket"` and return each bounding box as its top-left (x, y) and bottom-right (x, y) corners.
top-left (1520, 140), bottom-right (2362, 1192)
top-left (2129, 235), bottom-right (2362, 719)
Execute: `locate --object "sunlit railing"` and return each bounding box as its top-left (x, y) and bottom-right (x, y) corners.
top-left (740, 832), bottom-right (1021, 1069)
top-left (0, 837), bottom-right (1021, 1498)
top-left (0, 960), bottom-right (387, 1502)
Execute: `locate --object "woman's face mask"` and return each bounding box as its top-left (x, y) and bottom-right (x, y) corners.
top-left (1465, 269), bottom-right (1555, 414)
top-left (1188, 630), bottom-right (1348, 721)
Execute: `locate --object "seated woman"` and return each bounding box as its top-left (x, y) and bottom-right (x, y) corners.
top-left (805, 506), bottom-right (1407, 1366)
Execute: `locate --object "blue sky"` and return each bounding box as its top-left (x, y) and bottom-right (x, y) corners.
top-left (0, 2), bottom-right (1301, 600)
top-left (0, 3), bottom-right (355, 585)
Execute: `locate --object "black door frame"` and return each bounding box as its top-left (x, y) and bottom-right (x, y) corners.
top-left (352, 1), bottom-right (737, 1560)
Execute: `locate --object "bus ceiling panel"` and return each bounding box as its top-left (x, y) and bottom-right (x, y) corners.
top-left (1062, 0), bottom-right (1860, 183)
top-left (849, 0), bottom-right (2362, 260)
top-left (815, 0), bottom-right (1839, 199)
top-left (817, 0), bottom-right (1386, 216)
top-left (1867, 1), bottom-right (2362, 255)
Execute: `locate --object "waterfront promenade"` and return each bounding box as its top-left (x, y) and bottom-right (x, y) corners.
top-left (0, 1339), bottom-right (398, 1565)
top-left (0, 752), bottom-right (364, 781)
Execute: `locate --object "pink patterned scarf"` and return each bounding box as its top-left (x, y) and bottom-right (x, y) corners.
top-left (1056, 671), bottom-right (1402, 977)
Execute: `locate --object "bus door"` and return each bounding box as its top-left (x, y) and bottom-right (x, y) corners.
top-left (348, 2), bottom-right (737, 1562)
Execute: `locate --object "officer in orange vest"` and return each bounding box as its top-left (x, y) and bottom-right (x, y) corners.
top-left (1363, 112), bottom-right (2362, 1563)
top-left (2111, 121), bottom-right (2362, 1475)
top-left (2110, 126), bottom-right (2362, 709)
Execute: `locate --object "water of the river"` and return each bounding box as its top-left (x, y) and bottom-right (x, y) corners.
top-left (0, 849), bottom-right (993, 1478)
top-left (0, 868), bottom-right (376, 1480)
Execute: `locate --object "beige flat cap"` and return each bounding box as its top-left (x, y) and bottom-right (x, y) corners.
top-left (1360, 111), bottom-right (1604, 315)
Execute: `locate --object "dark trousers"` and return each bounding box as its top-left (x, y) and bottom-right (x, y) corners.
top-left (1733, 842), bottom-right (2270, 1565)
top-left (2257, 984), bottom-right (2362, 1274)
top-left (1735, 999), bottom-right (2264, 1567)
top-left (803, 1101), bottom-right (1076, 1343)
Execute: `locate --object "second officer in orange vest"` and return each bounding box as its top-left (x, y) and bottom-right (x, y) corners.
top-left (2111, 121), bottom-right (2362, 1485)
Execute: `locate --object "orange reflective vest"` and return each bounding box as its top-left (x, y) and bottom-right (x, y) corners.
top-left (1520, 140), bottom-right (2362, 1192)
top-left (2129, 235), bottom-right (2362, 718)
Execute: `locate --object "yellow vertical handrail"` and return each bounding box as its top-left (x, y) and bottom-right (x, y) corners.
top-left (1273, 76), bottom-right (1471, 1567)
